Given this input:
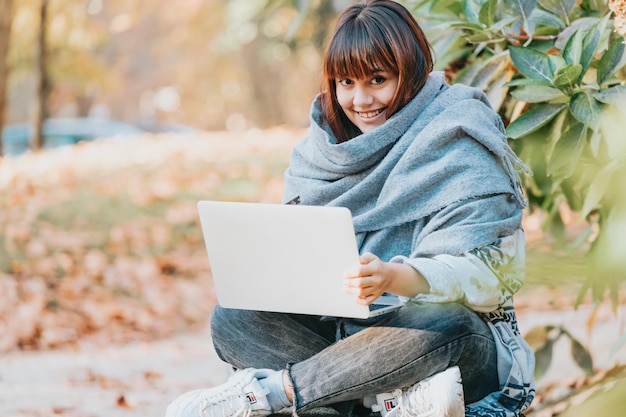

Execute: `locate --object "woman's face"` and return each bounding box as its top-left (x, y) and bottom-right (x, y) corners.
top-left (335, 69), bottom-right (398, 134)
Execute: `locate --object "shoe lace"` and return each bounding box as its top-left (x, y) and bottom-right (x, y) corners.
top-left (392, 382), bottom-right (435, 417)
top-left (199, 384), bottom-right (251, 417)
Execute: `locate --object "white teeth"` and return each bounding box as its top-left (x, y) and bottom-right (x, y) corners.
top-left (357, 109), bottom-right (383, 118)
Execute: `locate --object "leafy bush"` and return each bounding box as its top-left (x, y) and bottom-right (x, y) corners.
top-left (410, 0), bottom-right (626, 308)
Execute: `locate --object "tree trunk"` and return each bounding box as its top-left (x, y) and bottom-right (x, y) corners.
top-left (0, 0), bottom-right (14, 157)
top-left (32, 0), bottom-right (50, 152)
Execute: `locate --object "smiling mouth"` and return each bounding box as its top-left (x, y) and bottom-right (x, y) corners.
top-left (356, 108), bottom-right (384, 119)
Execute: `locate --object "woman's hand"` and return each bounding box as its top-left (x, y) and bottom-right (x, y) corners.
top-left (343, 252), bottom-right (390, 305)
top-left (343, 252), bottom-right (431, 305)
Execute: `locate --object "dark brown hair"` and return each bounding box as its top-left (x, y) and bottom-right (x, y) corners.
top-left (321, 0), bottom-right (433, 143)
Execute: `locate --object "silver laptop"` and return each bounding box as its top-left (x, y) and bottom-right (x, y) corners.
top-left (197, 200), bottom-right (403, 319)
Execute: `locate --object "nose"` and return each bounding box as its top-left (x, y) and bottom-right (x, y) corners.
top-left (353, 86), bottom-right (373, 106)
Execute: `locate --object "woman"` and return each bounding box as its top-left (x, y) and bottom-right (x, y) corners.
top-left (166, 1), bottom-right (535, 416)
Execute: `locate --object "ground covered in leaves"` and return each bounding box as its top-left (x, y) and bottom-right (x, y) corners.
top-left (0, 128), bottom-right (300, 351)
top-left (0, 129), bottom-right (624, 417)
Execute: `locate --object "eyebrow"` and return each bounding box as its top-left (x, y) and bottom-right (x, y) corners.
top-left (335, 68), bottom-right (388, 80)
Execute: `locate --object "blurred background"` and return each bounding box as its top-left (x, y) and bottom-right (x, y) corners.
top-left (1, 0), bottom-right (350, 136)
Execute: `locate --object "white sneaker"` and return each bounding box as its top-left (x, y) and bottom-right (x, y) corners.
top-left (165, 368), bottom-right (274, 417)
top-left (367, 391), bottom-right (397, 416)
top-left (371, 366), bottom-right (464, 417)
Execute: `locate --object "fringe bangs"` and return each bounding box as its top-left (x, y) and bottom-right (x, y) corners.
top-left (323, 23), bottom-right (396, 80)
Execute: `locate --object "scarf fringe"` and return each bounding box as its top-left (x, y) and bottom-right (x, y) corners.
top-left (502, 148), bottom-right (532, 209)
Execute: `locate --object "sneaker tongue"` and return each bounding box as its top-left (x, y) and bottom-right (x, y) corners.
top-left (242, 379), bottom-right (272, 413)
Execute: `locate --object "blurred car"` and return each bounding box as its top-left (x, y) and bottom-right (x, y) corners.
top-left (1, 117), bottom-right (145, 156)
top-left (133, 120), bottom-right (203, 134)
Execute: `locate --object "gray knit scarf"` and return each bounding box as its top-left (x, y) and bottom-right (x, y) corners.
top-left (283, 71), bottom-right (530, 257)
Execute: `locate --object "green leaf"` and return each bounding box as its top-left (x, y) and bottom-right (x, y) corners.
top-left (479, 0), bottom-right (498, 27)
top-left (430, 32), bottom-right (469, 72)
top-left (576, 277), bottom-right (592, 308)
top-left (587, 0), bottom-right (610, 12)
top-left (456, 52), bottom-right (508, 90)
top-left (453, 60), bottom-right (483, 87)
top-left (463, 0), bottom-right (485, 24)
top-left (450, 22), bottom-right (488, 31)
top-left (509, 46), bottom-right (553, 82)
top-left (547, 122), bottom-right (586, 179)
top-left (504, 78), bottom-right (552, 87)
top-left (491, 15), bottom-right (518, 31)
top-left (466, 31), bottom-right (503, 43)
top-left (503, 0), bottom-right (538, 18)
top-left (597, 38), bottom-right (626, 85)
top-left (580, 13), bottom-right (611, 76)
top-left (570, 91), bottom-right (604, 131)
top-left (511, 85), bottom-right (566, 102)
top-left (582, 161), bottom-right (619, 217)
top-left (534, 26), bottom-right (561, 37)
top-left (538, 0), bottom-right (577, 24)
top-left (563, 28), bottom-right (584, 65)
top-left (552, 63), bottom-right (582, 89)
top-left (485, 70), bottom-right (510, 110)
top-left (555, 17), bottom-right (598, 50)
top-left (548, 54), bottom-right (566, 75)
top-left (594, 84), bottom-right (626, 106)
top-left (506, 103), bottom-right (566, 139)
top-left (534, 336), bottom-right (557, 379)
top-left (433, 46), bottom-right (473, 72)
top-left (530, 8), bottom-right (565, 29)
top-left (562, 175), bottom-right (584, 211)
top-left (427, 0), bottom-right (465, 15)
top-left (570, 337), bottom-right (594, 375)
top-left (502, 0), bottom-right (538, 36)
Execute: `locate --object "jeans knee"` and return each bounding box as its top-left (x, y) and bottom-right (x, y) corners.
top-left (210, 304), bottom-right (228, 359)
top-left (210, 304), bottom-right (227, 334)
top-left (210, 305), bottom-right (268, 352)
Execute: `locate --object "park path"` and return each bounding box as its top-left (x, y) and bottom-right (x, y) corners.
top-left (0, 326), bottom-right (228, 417)
top-left (1, 293), bottom-right (624, 417)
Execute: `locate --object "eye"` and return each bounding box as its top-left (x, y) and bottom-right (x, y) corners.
top-left (372, 75), bottom-right (386, 85)
top-left (337, 78), bottom-right (353, 87)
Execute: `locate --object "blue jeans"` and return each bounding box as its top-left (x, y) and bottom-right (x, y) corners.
top-left (211, 301), bottom-right (498, 414)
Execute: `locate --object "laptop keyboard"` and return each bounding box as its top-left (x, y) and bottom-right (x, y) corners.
top-left (369, 303), bottom-right (391, 311)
